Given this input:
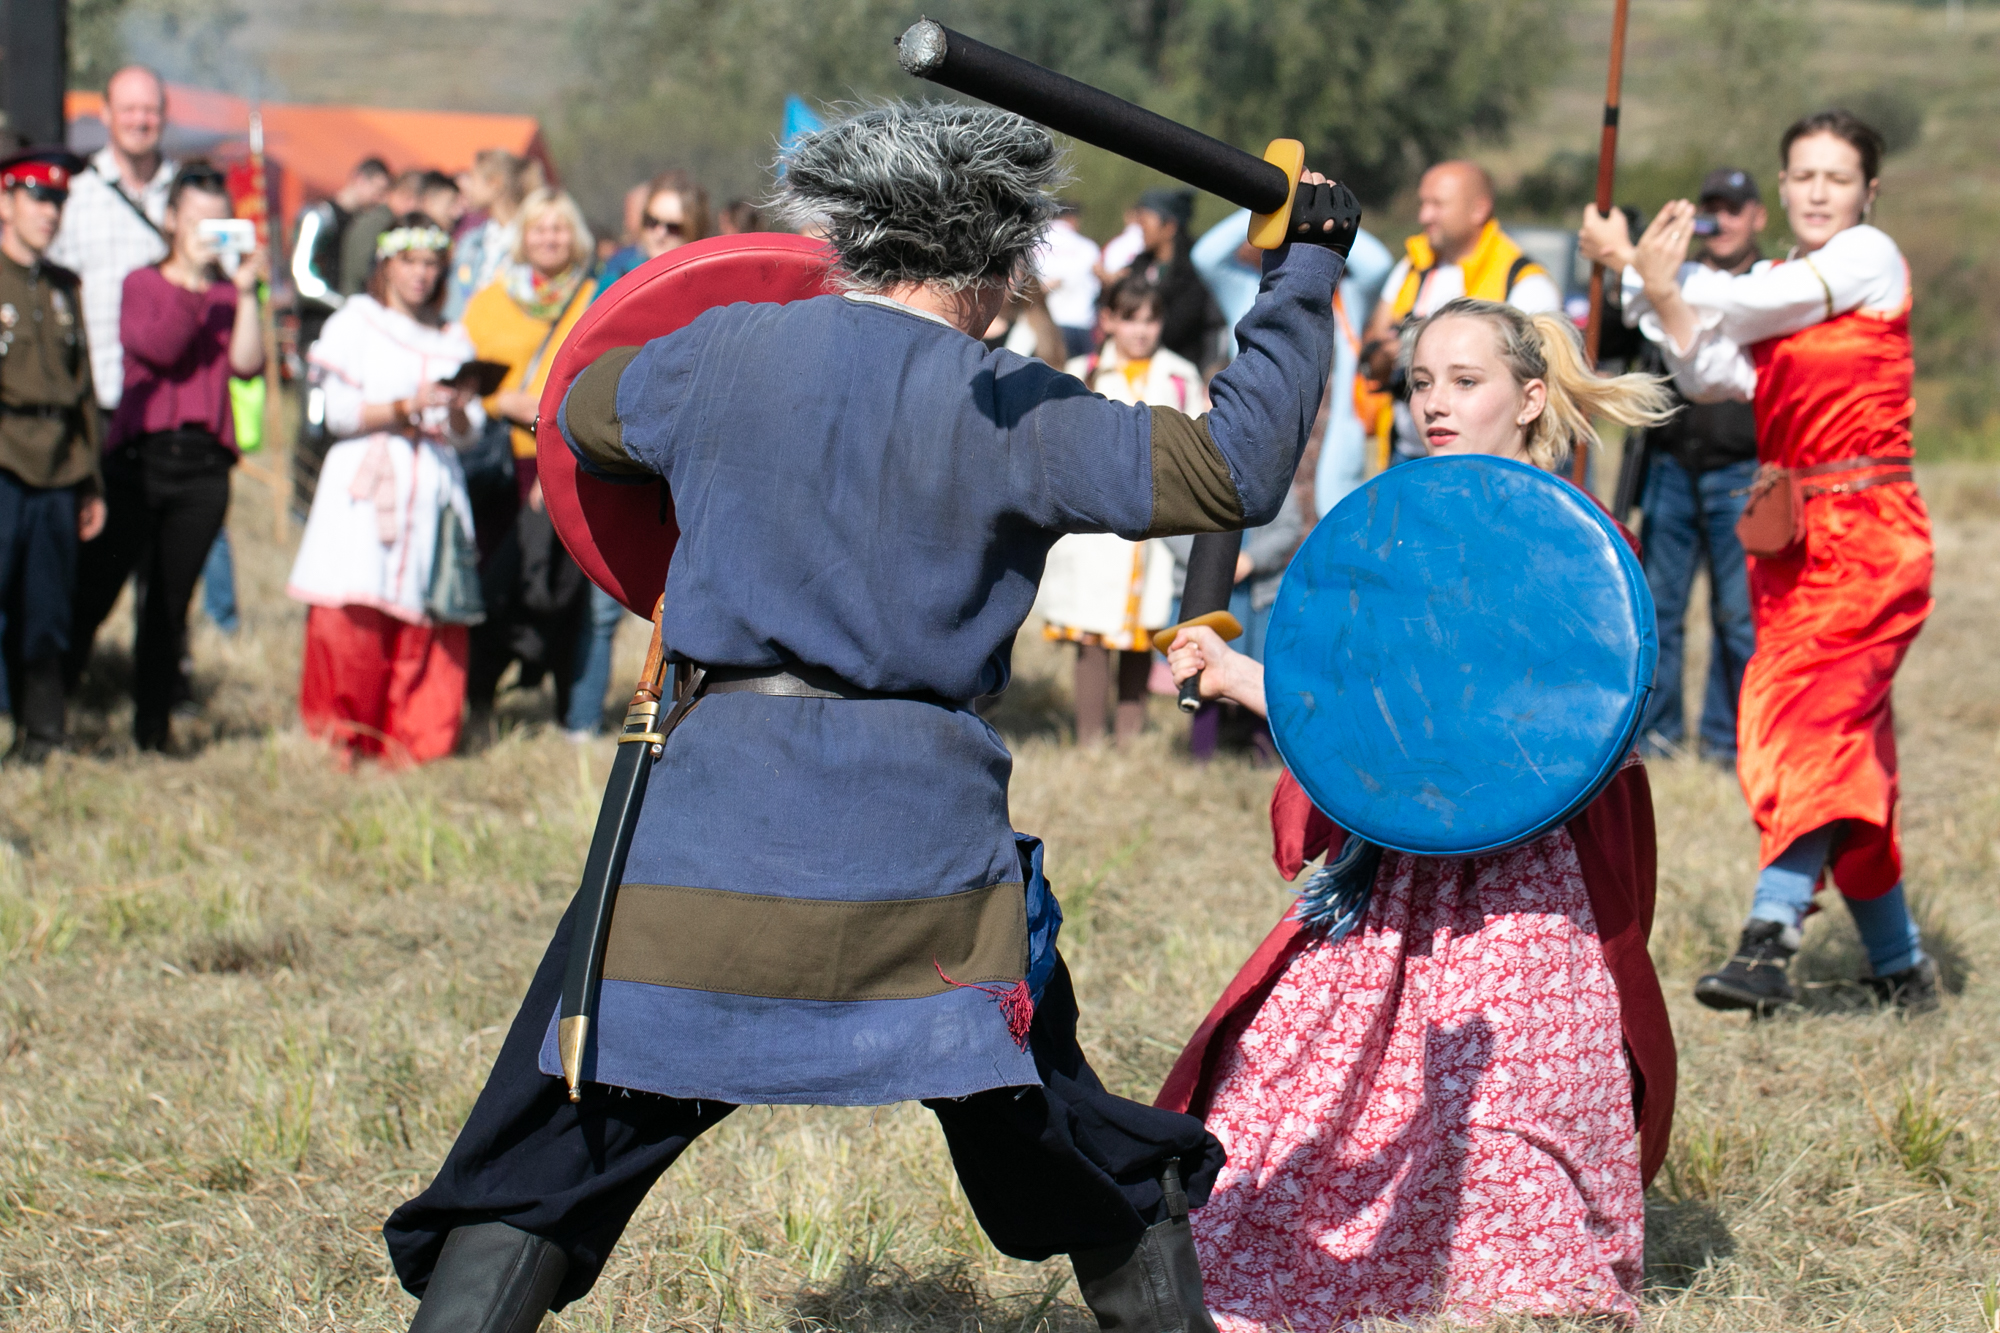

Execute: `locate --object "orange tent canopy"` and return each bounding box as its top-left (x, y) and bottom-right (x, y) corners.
top-left (67, 84), bottom-right (551, 230)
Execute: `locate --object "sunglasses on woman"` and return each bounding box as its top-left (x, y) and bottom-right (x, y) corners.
top-left (642, 214), bottom-right (685, 237)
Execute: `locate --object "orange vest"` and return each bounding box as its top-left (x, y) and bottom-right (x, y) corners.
top-left (1390, 219), bottom-right (1547, 321)
top-left (1748, 276), bottom-right (1914, 468)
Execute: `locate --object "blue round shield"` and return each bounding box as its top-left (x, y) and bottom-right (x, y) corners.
top-left (1265, 456), bottom-right (1656, 856)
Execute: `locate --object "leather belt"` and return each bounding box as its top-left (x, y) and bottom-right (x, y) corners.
top-left (0, 403), bottom-right (80, 419)
top-left (1796, 454), bottom-right (1914, 501)
top-left (698, 662), bottom-right (965, 710)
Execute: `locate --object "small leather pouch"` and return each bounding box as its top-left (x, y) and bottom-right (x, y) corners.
top-left (1734, 465), bottom-right (1803, 557)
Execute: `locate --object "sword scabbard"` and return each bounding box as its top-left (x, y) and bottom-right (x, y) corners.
top-left (558, 596), bottom-right (673, 1101)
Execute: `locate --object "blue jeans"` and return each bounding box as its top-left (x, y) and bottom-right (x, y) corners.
top-left (1638, 455), bottom-right (1757, 758)
top-left (563, 584), bottom-right (627, 734)
top-left (1748, 823), bottom-right (1926, 976)
top-left (201, 529), bottom-right (238, 633)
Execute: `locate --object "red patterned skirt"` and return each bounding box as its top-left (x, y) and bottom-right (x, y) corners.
top-left (1185, 829), bottom-right (1645, 1329)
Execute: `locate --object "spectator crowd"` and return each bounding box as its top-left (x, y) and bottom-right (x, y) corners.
top-left (0, 62), bottom-right (1767, 778)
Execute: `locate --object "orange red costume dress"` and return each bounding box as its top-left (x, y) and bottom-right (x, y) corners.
top-left (1157, 765), bottom-right (1674, 1329)
top-left (1630, 224), bottom-right (1930, 898)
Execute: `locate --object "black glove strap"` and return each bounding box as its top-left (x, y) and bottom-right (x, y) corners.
top-left (1288, 179), bottom-right (1363, 257)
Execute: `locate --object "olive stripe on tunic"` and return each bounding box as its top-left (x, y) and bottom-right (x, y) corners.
top-left (603, 880), bottom-right (1027, 1001)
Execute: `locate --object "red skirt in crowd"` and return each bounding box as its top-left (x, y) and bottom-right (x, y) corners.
top-left (300, 604), bottom-right (468, 767)
top-left (1157, 764), bottom-right (1673, 1331)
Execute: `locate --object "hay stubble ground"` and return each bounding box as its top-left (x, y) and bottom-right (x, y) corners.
top-left (2, 467), bottom-right (1998, 1331)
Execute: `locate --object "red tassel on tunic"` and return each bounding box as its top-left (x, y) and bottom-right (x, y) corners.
top-left (1739, 296), bottom-right (1932, 898)
top-left (300, 604), bottom-right (469, 767)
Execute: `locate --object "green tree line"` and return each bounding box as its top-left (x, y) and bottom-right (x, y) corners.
top-left (551, 0), bottom-right (1570, 231)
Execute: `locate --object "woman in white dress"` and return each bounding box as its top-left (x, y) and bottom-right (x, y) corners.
top-left (286, 215), bottom-right (483, 767)
top-left (1037, 274), bottom-right (1208, 744)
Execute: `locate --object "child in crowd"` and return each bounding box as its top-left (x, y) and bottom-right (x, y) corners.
top-left (1035, 274), bottom-right (1205, 745)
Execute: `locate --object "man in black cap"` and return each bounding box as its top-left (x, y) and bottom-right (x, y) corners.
top-left (0, 150), bottom-right (106, 761)
top-left (1627, 166), bottom-right (1766, 765)
top-left (1128, 186), bottom-right (1224, 368)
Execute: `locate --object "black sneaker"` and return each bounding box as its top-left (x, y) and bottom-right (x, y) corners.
top-left (1865, 957), bottom-right (1940, 1014)
top-left (1695, 920), bottom-right (1799, 1014)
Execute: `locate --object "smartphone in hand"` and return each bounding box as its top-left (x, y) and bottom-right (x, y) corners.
top-left (198, 219), bottom-right (257, 274)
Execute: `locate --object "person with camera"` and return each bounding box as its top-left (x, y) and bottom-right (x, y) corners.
top-left (65, 162), bottom-right (265, 752)
top-left (1626, 168), bottom-right (1766, 766)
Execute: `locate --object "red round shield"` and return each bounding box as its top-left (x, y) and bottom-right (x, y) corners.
top-left (534, 233), bottom-right (835, 615)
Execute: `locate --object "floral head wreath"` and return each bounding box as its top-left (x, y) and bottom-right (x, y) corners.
top-left (376, 224), bottom-right (452, 260)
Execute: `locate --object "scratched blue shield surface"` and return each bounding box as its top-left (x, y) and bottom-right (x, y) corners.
top-left (1266, 455), bottom-right (1656, 856)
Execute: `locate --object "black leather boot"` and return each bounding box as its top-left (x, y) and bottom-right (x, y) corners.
top-left (1070, 1163), bottom-right (1218, 1333)
top-left (1694, 920), bottom-right (1799, 1015)
top-left (407, 1222), bottom-right (568, 1333)
top-left (1867, 956), bottom-right (1941, 1014)
top-left (8, 657), bottom-right (66, 765)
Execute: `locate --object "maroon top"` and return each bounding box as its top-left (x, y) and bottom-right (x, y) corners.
top-left (109, 265), bottom-right (245, 453)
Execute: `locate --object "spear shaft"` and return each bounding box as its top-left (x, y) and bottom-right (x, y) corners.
top-left (1576, 0), bottom-right (1633, 485)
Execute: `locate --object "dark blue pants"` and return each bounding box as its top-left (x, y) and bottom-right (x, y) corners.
top-left (384, 897), bottom-right (1223, 1311)
top-left (1638, 455), bottom-right (1758, 759)
top-left (0, 469), bottom-right (78, 714)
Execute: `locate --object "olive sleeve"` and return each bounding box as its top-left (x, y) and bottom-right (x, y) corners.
top-left (559, 345), bottom-right (651, 479)
top-left (1145, 408), bottom-right (1244, 536)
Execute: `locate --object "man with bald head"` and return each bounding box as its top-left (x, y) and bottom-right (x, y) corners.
top-left (1354, 161), bottom-right (1561, 465)
top-left (48, 65), bottom-right (177, 414)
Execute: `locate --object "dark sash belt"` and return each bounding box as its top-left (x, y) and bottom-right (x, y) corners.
top-left (699, 662), bottom-right (966, 711)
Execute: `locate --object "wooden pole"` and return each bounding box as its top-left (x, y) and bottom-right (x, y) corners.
top-left (249, 105), bottom-right (288, 540)
top-left (1576, 0), bottom-right (1633, 485)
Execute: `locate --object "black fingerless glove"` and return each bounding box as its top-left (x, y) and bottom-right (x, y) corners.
top-left (1287, 179), bottom-right (1363, 257)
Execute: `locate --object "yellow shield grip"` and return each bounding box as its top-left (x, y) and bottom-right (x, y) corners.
top-left (1151, 609), bottom-right (1245, 656)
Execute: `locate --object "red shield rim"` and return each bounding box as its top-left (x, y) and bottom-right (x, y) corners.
top-left (534, 232), bottom-right (836, 616)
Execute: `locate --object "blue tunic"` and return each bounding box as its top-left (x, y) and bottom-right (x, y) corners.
top-left (543, 243), bottom-right (1344, 1105)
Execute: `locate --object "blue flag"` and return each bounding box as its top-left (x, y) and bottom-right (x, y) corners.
top-left (779, 95), bottom-right (824, 166)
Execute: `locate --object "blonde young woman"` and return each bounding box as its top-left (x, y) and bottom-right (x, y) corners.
top-left (1036, 274), bottom-right (1205, 743)
top-left (1157, 298), bottom-right (1678, 1330)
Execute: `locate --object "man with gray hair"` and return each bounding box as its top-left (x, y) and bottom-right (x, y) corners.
top-left (387, 100), bottom-right (1359, 1333)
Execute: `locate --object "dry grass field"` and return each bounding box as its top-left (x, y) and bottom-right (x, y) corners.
top-left (2, 462), bottom-right (1999, 1331)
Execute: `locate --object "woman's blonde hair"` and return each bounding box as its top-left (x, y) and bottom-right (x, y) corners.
top-left (512, 188), bottom-right (596, 273)
top-left (1402, 297), bottom-right (1675, 471)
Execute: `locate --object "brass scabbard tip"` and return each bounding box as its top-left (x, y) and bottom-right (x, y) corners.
top-left (558, 1014), bottom-right (588, 1101)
